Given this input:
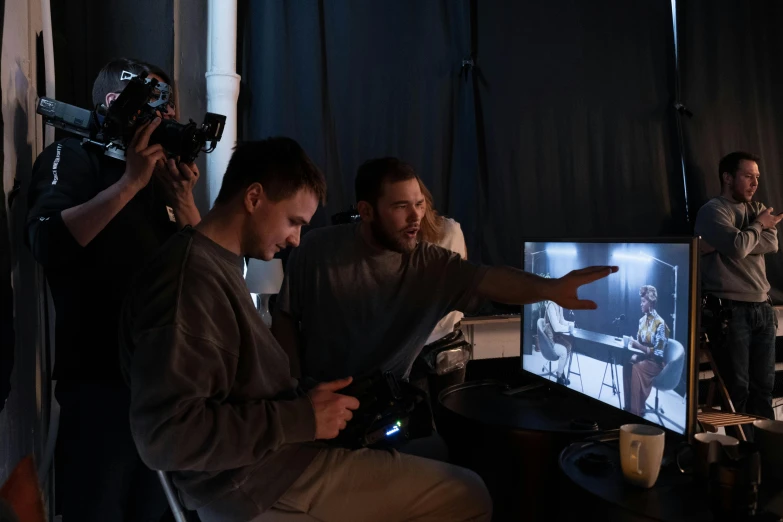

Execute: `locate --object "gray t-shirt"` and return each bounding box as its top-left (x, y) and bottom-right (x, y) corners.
top-left (277, 223), bottom-right (488, 381)
top-left (694, 197), bottom-right (777, 302)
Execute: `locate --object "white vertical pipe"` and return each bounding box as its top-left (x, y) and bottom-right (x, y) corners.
top-left (40, 0), bottom-right (55, 146)
top-left (172, 0), bottom-right (181, 120)
top-left (206, 0), bottom-right (241, 207)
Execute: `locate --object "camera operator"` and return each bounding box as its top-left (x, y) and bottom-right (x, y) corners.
top-left (26, 58), bottom-right (200, 521)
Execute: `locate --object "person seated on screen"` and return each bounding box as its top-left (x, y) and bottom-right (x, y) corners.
top-left (622, 285), bottom-right (669, 417)
top-left (543, 300), bottom-right (575, 385)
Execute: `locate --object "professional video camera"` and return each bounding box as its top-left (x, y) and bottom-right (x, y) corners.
top-left (330, 371), bottom-right (432, 450)
top-left (35, 71), bottom-right (225, 163)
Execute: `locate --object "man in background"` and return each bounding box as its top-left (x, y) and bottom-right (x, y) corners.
top-left (696, 151), bottom-right (781, 423)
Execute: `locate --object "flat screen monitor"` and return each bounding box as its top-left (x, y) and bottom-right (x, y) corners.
top-left (521, 239), bottom-right (699, 436)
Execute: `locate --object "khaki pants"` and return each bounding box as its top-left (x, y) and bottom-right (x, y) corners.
top-left (253, 447), bottom-right (492, 522)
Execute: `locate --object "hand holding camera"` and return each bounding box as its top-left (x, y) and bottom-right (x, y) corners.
top-left (121, 118), bottom-right (166, 193)
top-left (308, 377), bottom-right (360, 440)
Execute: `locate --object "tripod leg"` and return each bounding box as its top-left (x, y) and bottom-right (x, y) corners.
top-left (609, 354), bottom-right (618, 394)
top-left (599, 359), bottom-right (610, 399)
top-left (612, 357), bottom-right (622, 408)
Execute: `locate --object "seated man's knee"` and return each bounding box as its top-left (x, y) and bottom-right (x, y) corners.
top-left (445, 466), bottom-right (493, 521)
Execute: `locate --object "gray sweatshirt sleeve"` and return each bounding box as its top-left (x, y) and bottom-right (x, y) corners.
top-left (750, 203), bottom-right (779, 255)
top-left (751, 227), bottom-right (779, 255)
top-left (695, 201), bottom-right (764, 260)
top-left (128, 325), bottom-right (315, 472)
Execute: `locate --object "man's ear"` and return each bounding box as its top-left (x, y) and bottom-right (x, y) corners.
top-left (721, 171), bottom-right (733, 186)
top-left (244, 182), bottom-right (265, 213)
top-left (104, 92), bottom-right (119, 108)
top-left (357, 201), bottom-right (373, 221)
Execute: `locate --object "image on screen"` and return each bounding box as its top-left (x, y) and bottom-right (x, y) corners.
top-left (521, 241), bottom-right (693, 434)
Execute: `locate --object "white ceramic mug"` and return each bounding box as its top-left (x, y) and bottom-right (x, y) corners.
top-left (753, 419), bottom-right (783, 481)
top-left (692, 432), bottom-right (740, 478)
top-left (694, 432), bottom-right (739, 446)
top-left (620, 424), bottom-right (665, 488)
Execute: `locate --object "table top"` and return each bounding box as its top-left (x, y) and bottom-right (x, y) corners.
top-left (559, 440), bottom-right (783, 522)
top-left (460, 314), bottom-right (521, 325)
top-left (438, 380), bottom-right (626, 434)
top-left (572, 327), bottom-right (645, 354)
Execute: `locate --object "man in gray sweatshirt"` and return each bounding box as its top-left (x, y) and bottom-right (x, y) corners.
top-left (120, 138), bottom-right (495, 521)
top-left (695, 151), bottom-right (781, 421)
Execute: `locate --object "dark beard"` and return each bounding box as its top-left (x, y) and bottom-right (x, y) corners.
top-left (370, 219), bottom-right (416, 254)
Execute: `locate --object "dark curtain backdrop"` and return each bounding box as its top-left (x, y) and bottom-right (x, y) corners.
top-left (474, 0), bottom-right (685, 267)
top-left (240, 0), bottom-right (479, 246)
top-left (50, 0), bottom-right (174, 110)
top-left (678, 0), bottom-right (783, 302)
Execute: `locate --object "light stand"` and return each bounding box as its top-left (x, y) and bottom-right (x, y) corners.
top-left (528, 250), bottom-right (545, 333)
top-left (599, 318), bottom-right (623, 408)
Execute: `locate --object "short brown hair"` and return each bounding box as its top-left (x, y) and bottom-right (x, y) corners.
top-left (355, 157), bottom-right (418, 207)
top-left (215, 138), bottom-right (327, 206)
top-left (718, 151), bottom-right (760, 187)
top-left (640, 285), bottom-right (658, 306)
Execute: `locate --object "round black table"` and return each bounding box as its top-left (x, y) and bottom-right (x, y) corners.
top-left (436, 379), bottom-right (629, 521)
top-left (559, 440), bottom-right (783, 522)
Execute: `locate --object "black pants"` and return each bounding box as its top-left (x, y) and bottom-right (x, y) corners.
top-left (709, 301), bottom-right (777, 421)
top-left (55, 381), bottom-right (167, 521)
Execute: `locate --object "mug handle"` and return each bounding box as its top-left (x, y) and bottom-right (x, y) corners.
top-left (630, 440), bottom-right (643, 475)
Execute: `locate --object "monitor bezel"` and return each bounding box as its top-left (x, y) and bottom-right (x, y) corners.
top-left (520, 236), bottom-right (700, 440)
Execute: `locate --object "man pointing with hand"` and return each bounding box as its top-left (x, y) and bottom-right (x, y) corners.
top-left (696, 151), bottom-right (780, 424)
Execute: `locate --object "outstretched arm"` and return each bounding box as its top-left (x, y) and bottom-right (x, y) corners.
top-left (476, 265), bottom-right (618, 309)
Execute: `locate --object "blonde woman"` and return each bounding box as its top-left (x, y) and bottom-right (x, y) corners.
top-left (622, 285), bottom-right (669, 416)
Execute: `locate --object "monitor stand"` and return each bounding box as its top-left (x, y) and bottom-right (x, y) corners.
top-left (502, 381), bottom-right (545, 396)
